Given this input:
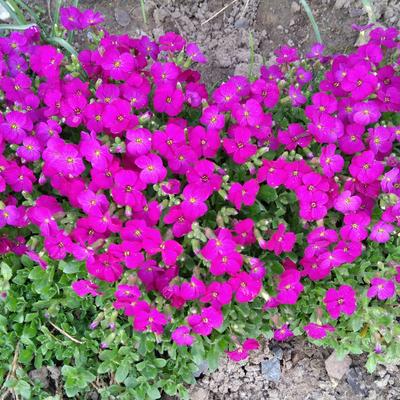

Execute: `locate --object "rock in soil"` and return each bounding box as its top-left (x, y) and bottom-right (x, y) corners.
top-left (325, 351), bottom-right (352, 382)
top-left (261, 357), bottom-right (281, 382)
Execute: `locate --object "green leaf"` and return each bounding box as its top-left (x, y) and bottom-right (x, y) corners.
top-left (365, 354), bottom-right (377, 373)
top-left (1, 262), bottom-right (12, 281)
top-left (47, 37), bottom-right (78, 57)
top-left (147, 386), bottom-right (161, 399)
top-left (258, 185), bottom-right (278, 203)
top-left (14, 379), bottom-right (31, 399)
top-left (0, 23), bottom-right (37, 30)
top-left (0, 0), bottom-right (26, 25)
top-left (154, 358), bottom-right (167, 368)
top-left (115, 362), bottom-right (130, 383)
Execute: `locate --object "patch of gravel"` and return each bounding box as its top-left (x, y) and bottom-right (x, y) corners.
top-left (190, 338), bottom-right (400, 400)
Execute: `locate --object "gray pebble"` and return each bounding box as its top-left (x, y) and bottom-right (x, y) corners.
top-left (271, 345), bottom-right (283, 360)
top-left (261, 357), bottom-right (281, 382)
top-left (114, 8), bottom-right (131, 27)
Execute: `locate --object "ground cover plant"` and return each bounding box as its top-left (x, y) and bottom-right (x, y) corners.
top-left (0, 3), bottom-right (400, 399)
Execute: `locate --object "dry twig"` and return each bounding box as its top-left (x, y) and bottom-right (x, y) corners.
top-left (48, 321), bottom-right (84, 344)
top-left (201, 0), bottom-right (239, 26)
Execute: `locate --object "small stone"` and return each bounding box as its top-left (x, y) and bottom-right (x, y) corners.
top-left (114, 8), bottom-right (131, 27)
top-left (0, 4), bottom-right (10, 21)
top-left (190, 387), bottom-right (210, 400)
top-left (325, 351), bottom-right (352, 381)
top-left (193, 360), bottom-right (208, 378)
top-left (291, 1), bottom-right (301, 13)
top-left (29, 367), bottom-right (49, 389)
top-left (261, 357), bottom-right (281, 382)
top-left (287, 39), bottom-right (295, 47)
top-left (334, 0), bottom-right (348, 8)
top-left (271, 346), bottom-right (283, 360)
top-left (376, 374), bottom-right (390, 389)
top-left (346, 368), bottom-right (369, 396)
top-left (234, 17), bottom-right (249, 29)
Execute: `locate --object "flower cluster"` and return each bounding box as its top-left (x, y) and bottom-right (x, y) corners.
top-left (0, 6), bottom-right (399, 364)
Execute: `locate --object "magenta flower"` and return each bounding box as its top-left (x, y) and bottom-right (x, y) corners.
top-left (135, 153), bottom-right (167, 185)
top-left (228, 179), bottom-right (259, 210)
top-left (369, 126), bottom-right (394, 154)
top-left (111, 170), bottom-right (146, 210)
top-left (126, 128), bottom-right (152, 157)
top-left (352, 101), bottom-right (381, 125)
top-left (153, 123), bottom-right (186, 158)
top-left (200, 281), bottom-right (233, 308)
top-left (87, 254), bottom-right (123, 283)
top-left (0, 205), bottom-right (19, 228)
top-left (4, 165), bottom-right (36, 193)
top-left (81, 9), bottom-right (104, 27)
top-left (188, 126), bottom-right (220, 159)
top-left (342, 63), bottom-right (378, 100)
top-left (369, 221), bottom-right (394, 243)
top-left (200, 106), bottom-right (225, 130)
top-left (277, 269), bottom-right (304, 305)
top-left (232, 99), bottom-right (263, 127)
top-left (223, 126), bottom-right (257, 164)
top-left (134, 307), bottom-right (168, 334)
top-left (181, 184), bottom-right (209, 219)
top-left (186, 42), bottom-right (207, 63)
top-left (188, 306), bottom-right (223, 336)
top-left (266, 224), bottom-right (296, 256)
top-left (227, 338), bottom-right (259, 362)
top-left (103, 99), bottom-right (135, 134)
top-left (153, 84), bottom-right (184, 116)
top-left (349, 150), bottom-right (384, 183)
top-left (320, 144), bottom-right (344, 177)
top-left (142, 228), bottom-right (183, 265)
top-left (306, 43), bottom-right (325, 59)
top-left (30, 45), bottom-right (63, 78)
top-left (1, 110), bottom-right (32, 144)
top-left (250, 79), bottom-right (280, 108)
top-left (323, 285), bottom-right (357, 319)
top-left (234, 219), bottom-right (256, 246)
top-left (304, 323), bottom-right (335, 340)
top-left (340, 212), bottom-right (370, 241)
top-left (172, 326), bottom-right (194, 346)
top-left (71, 280), bottom-right (102, 297)
top-left (210, 251), bottom-right (243, 276)
top-left (102, 49), bottom-right (135, 80)
top-left (338, 123), bottom-right (365, 155)
top-left (333, 190), bottom-right (361, 214)
top-left (274, 324), bottom-right (294, 341)
top-left (201, 229), bottom-right (236, 261)
top-left (305, 93), bottom-right (338, 120)
top-left (180, 276), bottom-right (206, 301)
top-left (151, 61), bottom-right (180, 85)
top-left (296, 67), bottom-right (312, 85)
top-left (289, 85), bottom-right (307, 107)
top-left (44, 231), bottom-right (73, 260)
top-left (164, 206), bottom-right (193, 238)
top-left (159, 32), bottom-right (186, 53)
top-left (186, 160), bottom-right (222, 197)
top-left (60, 6), bottom-right (82, 30)
top-left (367, 277), bottom-right (395, 301)
top-left (274, 45), bottom-right (298, 64)
top-left (229, 272), bottom-right (261, 303)
top-left (278, 123), bottom-right (311, 151)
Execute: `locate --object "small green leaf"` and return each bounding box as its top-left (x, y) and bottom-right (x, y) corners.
top-left (258, 185), bottom-right (278, 203)
top-left (1, 262), bottom-right (12, 281)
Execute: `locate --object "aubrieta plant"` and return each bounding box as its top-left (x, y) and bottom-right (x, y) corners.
top-left (1, 5), bottom-right (400, 399)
